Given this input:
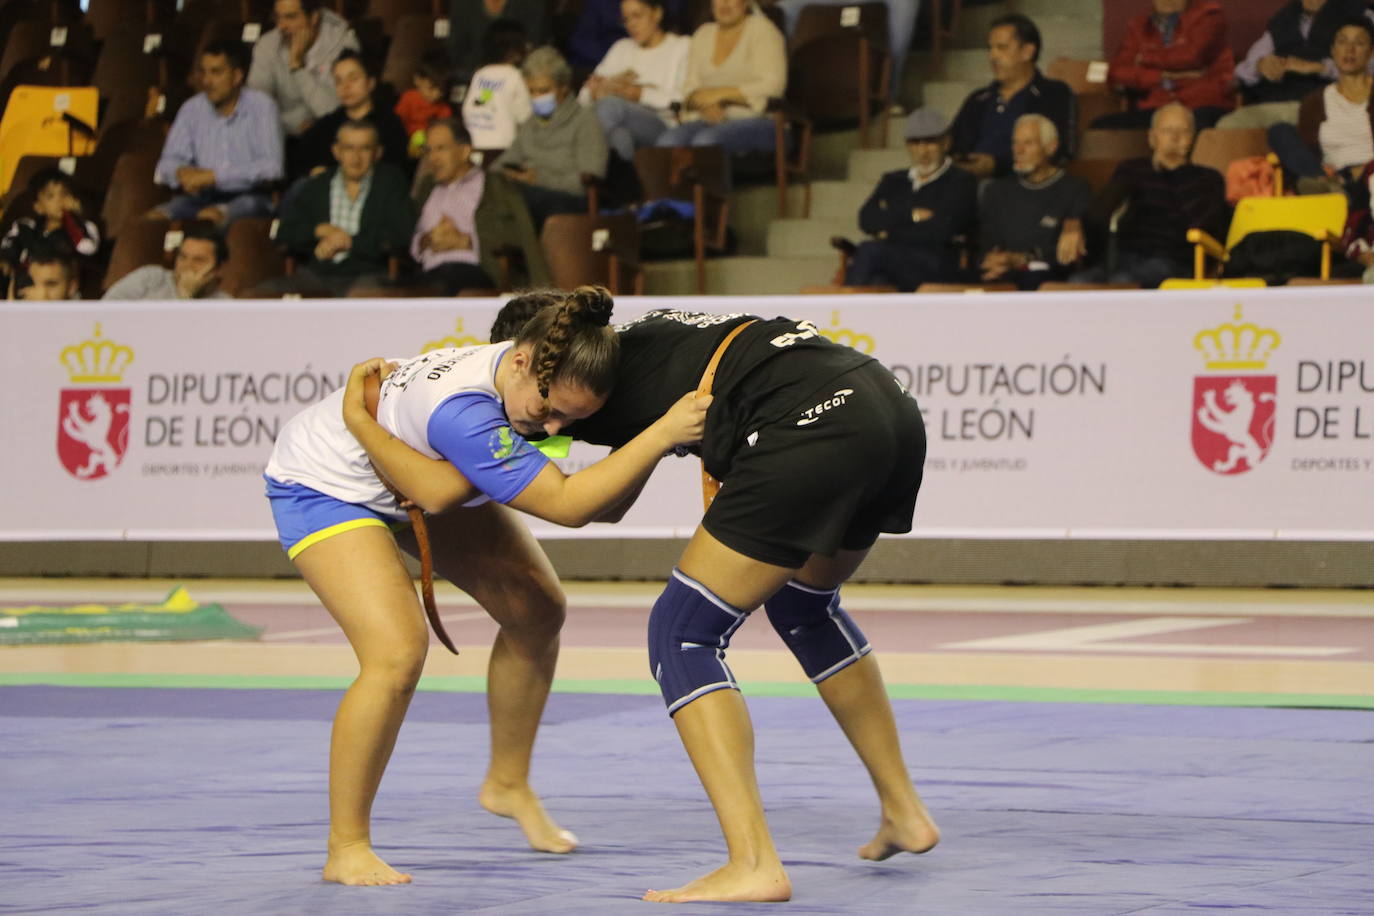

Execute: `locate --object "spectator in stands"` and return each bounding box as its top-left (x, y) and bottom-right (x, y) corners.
top-left (775, 0), bottom-right (918, 103)
top-left (1268, 17), bottom-right (1374, 195)
top-left (154, 41), bottom-right (284, 229)
top-left (293, 51), bottom-right (409, 180)
top-left (448, 0), bottom-right (550, 85)
top-left (249, 0), bottom-right (359, 136)
top-left (1071, 102), bottom-right (1228, 288)
top-left (579, 0), bottom-right (690, 162)
top-left (411, 119), bottom-right (549, 293)
top-left (15, 249), bottom-right (79, 300)
top-left (654, 0), bottom-right (787, 157)
top-left (978, 114), bottom-right (1093, 290)
top-left (1221, 0), bottom-right (1374, 129)
top-left (0, 169), bottom-right (100, 275)
top-left (844, 108), bottom-right (978, 291)
top-left (273, 119), bottom-right (417, 295)
top-left (1094, 0), bottom-right (1235, 130)
top-left (397, 50), bottom-right (456, 155)
top-left (567, 0), bottom-right (686, 72)
top-left (463, 19), bottom-right (533, 152)
top-left (493, 47), bottom-right (608, 228)
top-left (950, 13), bottom-right (1076, 179)
top-left (103, 225), bottom-right (232, 300)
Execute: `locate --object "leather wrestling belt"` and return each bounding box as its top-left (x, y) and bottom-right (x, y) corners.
top-left (363, 373), bottom-right (459, 656)
top-left (696, 319), bottom-right (757, 509)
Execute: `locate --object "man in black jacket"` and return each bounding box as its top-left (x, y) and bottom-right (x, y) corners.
top-left (845, 109), bottom-right (978, 291)
top-left (949, 13), bottom-right (1077, 179)
top-left (271, 119), bottom-right (417, 296)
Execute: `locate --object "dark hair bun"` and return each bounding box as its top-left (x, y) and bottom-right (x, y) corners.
top-left (567, 285), bottom-right (614, 328)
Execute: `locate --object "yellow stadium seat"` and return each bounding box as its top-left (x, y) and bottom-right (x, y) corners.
top-left (0, 86), bottom-right (98, 196)
top-left (1187, 193), bottom-right (1347, 280)
top-left (1159, 278), bottom-right (1268, 290)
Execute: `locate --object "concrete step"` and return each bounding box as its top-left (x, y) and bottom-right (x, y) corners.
top-left (766, 216), bottom-right (860, 258)
top-left (846, 148), bottom-right (910, 187)
top-left (810, 179), bottom-right (875, 221)
top-left (917, 79), bottom-right (984, 120)
top-left (642, 255), bottom-right (836, 296)
top-left (1017, 0), bottom-right (1102, 23)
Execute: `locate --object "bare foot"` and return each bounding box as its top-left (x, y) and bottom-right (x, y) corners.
top-left (858, 808), bottom-right (941, 861)
top-left (644, 861), bottom-right (791, 903)
top-left (322, 841), bottom-right (413, 886)
top-left (479, 780), bottom-right (578, 853)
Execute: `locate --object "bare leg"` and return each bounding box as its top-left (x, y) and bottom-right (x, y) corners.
top-left (401, 504), bottom-right (576, 852)
top-left (293, 526), bottom-right (428, 886)
top-left (795, 550), bottom-right (940, 860)
top-left (644, 528), bottom-right (796, 903)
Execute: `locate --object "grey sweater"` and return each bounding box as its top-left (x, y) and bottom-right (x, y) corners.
top-left (493, 97), bottom-right (608, 196)
top-left (247, 10), bottom-right (359, 135)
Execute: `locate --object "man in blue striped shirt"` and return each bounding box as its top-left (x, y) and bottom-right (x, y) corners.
top-left (153, 40), bottom-right (285, 229)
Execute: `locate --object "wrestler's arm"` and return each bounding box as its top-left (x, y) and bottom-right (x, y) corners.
top-left (507, 393), bottom-right (708, 528)
top-left (589, 474), bottom-right (648, 523)
top-left (342, 360), bottom-right (478, 514)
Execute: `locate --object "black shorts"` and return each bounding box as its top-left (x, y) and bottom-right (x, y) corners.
top-left (703, 359), bottom-right (926, 568)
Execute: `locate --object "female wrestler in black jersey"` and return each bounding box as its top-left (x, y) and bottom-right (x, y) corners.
top-left (345, 293), bottom-right (939, 903)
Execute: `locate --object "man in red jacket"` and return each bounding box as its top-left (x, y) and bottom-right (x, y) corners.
top-left (1094, 0), bottom-right (1236, 130)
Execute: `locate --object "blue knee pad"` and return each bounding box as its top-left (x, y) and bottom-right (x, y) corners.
top-left (764, 580), bottom-right (870, 683)
top-left (648, 569), bottom-right (748, 715)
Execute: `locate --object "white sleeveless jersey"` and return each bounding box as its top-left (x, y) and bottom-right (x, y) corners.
top-left (265, 343), bottom-right (511, 517)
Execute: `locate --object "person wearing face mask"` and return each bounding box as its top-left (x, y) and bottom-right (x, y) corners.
top-left (579, 0), bottom-right (690, 162)
top-left (493, 46), bottom-right (609, 228)
top-left (844, 108), bottom-right (978, 291)
top-left (262, 286), bottom-right (709, 887)
top-left (976, 114), bottom-right (1093, 290)
top-left (1070, 102), bottom-right (1229, 288)
top-left (1093, 0), bottom-right (1235, 130)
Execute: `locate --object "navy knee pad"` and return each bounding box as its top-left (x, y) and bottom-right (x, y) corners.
top-left (647, 569), bottom-right (748, 715)
top-left (764, 580), bottom-right (870, 683)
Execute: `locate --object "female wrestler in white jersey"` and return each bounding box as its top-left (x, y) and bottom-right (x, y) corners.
top-left (263, 287), bottom-right (709, 886)
top-left (341, 294), bottom-right (941, 902)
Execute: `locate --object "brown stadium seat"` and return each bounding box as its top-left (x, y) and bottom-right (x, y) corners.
top-left (539, 211), bottom-right (643, 295)
top-left (1190, 127), bottom-right (1271, 177)
top-left (219, 216), bottom-right (285, 296)
top-left (381, 13), bottom-right (442, 98)
top-left (789, 2), bottom-right (892, 148)
top-left (1078, 128), bottom-right (1151, 162)
top-left (102, 217), bottom-right (174, 290)
top-left (100, 149), bottom-right (170, 238)
top-left (633, 145), bottom-right (729, 294)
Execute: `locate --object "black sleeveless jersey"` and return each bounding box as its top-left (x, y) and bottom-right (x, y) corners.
top-left (567, 309), bottom-right (874, 479)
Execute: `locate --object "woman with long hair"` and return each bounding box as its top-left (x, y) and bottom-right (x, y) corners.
top-left (263, 286), bottom-right (709, 886)
top-left (346, 296), bottom-right (941, 902)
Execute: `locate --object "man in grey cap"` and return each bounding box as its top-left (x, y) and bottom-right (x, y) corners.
top-left (845, 108), bottom-right (978, 291)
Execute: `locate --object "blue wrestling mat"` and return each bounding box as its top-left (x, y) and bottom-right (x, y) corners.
top-left (3, 687), bottom-right (1372, 914)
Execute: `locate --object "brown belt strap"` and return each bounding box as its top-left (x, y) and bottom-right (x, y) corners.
top-left (696, 320), bottom-right (756, 509)
top-left (363, 373), bottom-right (458, 656)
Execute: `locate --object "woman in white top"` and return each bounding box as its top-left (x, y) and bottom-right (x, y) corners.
top-left (263, 286), bottom-right (709, 886)
top-left (462, 19), bottom-right (534, 151)
top-left (579, 0), bottom-right (691, 161)
top-left (655, 0), bottom-right (787, 154)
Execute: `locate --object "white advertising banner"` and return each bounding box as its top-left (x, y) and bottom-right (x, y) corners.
top-left (2, 287), bottom-right (1372, 541)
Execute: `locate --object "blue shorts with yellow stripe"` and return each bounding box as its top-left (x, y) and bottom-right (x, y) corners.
top-left (264, 477), bottom-right (404, 560)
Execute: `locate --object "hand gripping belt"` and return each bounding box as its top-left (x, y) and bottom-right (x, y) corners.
top-left (363, 373), bottom-right (459, 655)
top-left (696, 320), bottom-right (756, 509)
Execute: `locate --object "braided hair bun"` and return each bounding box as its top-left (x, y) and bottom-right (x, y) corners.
top-left (565, 285), bottom-right (614, 328)
top-left (515, 286), bottom-right (620, 399)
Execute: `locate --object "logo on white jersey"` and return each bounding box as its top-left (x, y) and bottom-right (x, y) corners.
top-left (796, 388), bottom-right (855, 426)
